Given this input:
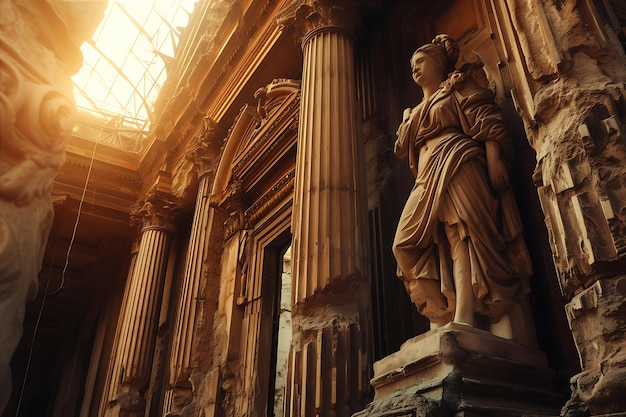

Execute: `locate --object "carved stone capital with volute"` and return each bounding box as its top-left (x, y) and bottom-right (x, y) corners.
top-left (220, 178), bottom-right (248, 241)
top-left (130, 193), bottom-right (182, 234)
top-left (187, 117), bottom-right (223, 178)
top-left (277, 0), bottom-right (359, 46)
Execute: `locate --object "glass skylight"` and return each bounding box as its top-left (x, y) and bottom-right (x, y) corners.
top-left (72, 0), bottom-right (195, 138)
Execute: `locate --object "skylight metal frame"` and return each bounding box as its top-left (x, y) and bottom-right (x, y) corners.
top-left (72, 0), bottom-right (193, 146)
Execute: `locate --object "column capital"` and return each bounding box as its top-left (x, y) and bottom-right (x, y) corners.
top-left (186, 117), bottom-right (224, 178)
top-left (130, 192), bottom-right (182, 233)
top-left (277, 0), bottom-right (359, 47)
top-left (221, 178), bottom-right (248, 241)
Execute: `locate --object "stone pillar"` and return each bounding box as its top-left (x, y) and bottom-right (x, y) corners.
top-left (0, 1), bottom-right (105, 413)
top-left (98, 239), bottom-right (140, 417)
top-left (502, 1), bottom-right (626, 415)
top-left (278, 1), bottom-right (372, 415)
top-left (104, 193), bottom-right (179, 417)
top-left (165, 124), bottom-right (222, 415)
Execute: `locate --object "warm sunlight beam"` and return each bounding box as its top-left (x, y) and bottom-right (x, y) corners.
top-left (72, 0), bottom-right (195, 133)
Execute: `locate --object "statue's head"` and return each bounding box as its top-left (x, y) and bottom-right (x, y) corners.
top-left (411, 34), bottom-right (460, 78)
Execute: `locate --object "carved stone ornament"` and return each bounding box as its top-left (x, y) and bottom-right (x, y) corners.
top-left (0, 1), bottom-right (106, 412)
top-left (221, 178), bottom-right (248, 241)
top-left (245, 169), bottom-right (295, 226)
top-left (187, 117), bottom-right (223, 177)
top-left (171, 117), bottom-right (224, 203)
top-left (130, 193), bottom-right (182, 233)
top-left (277, 0), bottom-right (359, 46)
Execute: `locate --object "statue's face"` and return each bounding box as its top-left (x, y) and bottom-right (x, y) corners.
top-left (411, 51), bottom-right (445, 88)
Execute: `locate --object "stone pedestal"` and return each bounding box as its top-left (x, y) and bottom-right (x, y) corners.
top-left (356, 324), bottom-right (563, 417)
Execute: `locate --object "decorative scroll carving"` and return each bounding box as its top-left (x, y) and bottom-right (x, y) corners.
top-left (0, 52), bottom-right (73, 206)
top-left (277, 0), bottom-right (359, 45)
top-left (0, 1), bottom-right (105, 413)
top-left (221, 178), bottom-right (248, 241)
top-left (254, 78), bottom-right (301, 124)
top-left (232, 81), bottom-right (300, 182)
top-left (245, 170), bottom-right (295, 226)
top-left (188, 117), bottom-right (224, 177)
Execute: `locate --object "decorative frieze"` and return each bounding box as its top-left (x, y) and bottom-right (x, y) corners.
top-left (245, 170), bottom-right (295, 226)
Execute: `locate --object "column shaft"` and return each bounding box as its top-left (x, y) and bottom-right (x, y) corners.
top-left (100, 246), bottom-right (138, 416)
top-left (169, 175), bottom-right (211, 386)
top-left (292, 27), bottom-right (366, 303)
top-left (117, 227), bottom-right (170, 384)
top-left (281, 2), bottom-right (373, 413)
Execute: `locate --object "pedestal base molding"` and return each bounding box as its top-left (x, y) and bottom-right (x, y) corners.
top-left (356, 323), bottom-right (563, 417)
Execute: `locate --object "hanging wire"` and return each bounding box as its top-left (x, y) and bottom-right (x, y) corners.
top-left (14, 253), bottom-right (54, 417)
top-left (14, 135), bottom-right (99, 416)
top-left (49, 139), bottom-right (98, 295)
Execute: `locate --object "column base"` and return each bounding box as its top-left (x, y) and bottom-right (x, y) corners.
top-left (355, 323), bottom-right (564, 417)
top-left (105, 391), bottom-right (146, 417)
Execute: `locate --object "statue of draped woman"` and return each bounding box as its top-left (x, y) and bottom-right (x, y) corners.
top-left (392, 35), bottom-right (532, 330)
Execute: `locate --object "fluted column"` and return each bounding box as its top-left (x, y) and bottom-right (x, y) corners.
top-left (278, 1), bottom-right (372, 415)
top-left (164, 124), bottom-right (222, 415)
top-left (104, 193), bottom-right (179, 417)
top-left (98, 239), bottom-right (140, 417)
top-left (283, 0), bottom-right (367, 303)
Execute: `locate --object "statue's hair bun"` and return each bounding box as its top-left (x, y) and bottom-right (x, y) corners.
top-left (432, 34), bottom-right (459, 71)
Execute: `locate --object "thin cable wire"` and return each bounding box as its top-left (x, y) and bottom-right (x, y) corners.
top-left (15, 138), bottom-right (99, 415)
top-left (14, 254), bottom-right (53, 416)
top-left (49, 139), bottom-right (98, 295)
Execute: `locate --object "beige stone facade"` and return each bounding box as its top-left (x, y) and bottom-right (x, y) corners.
top-left (1, 0), bottom-right (625, 416)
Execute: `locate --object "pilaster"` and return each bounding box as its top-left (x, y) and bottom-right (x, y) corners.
top-left (98, 239), bottom-right (141, 417)
top-left (278, 1), bottom-right (372, 414)
top-left (165, 124), bottom-right (222, 415)
top-left (104, 193), bottom-right (180, 417)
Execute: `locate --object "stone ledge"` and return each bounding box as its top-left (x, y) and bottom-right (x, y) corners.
top-left (366, 323), bottom-right (563, 417)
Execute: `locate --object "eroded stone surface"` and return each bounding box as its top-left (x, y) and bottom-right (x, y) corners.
top-left (0, 1), bottom-right (104, 413)
top-left (365, 324), bottom-right (561, 417)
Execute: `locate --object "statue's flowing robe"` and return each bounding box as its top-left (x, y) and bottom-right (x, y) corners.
top-left (393, 73), bottom-right (532, 324)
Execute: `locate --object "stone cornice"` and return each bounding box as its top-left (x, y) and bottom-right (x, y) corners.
top-left (150, 0), bottom-right (293, 151)
top-left (245, 169), bottom-right (295, 226)
top-left (232, 81), bottom-right (300, 187)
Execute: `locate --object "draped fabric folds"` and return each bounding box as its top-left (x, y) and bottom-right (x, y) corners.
top-left (393, 73), bottom-right (532, 325)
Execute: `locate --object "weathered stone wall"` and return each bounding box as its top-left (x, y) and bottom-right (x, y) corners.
top-left (505, 1), bottom-right (626, 414)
